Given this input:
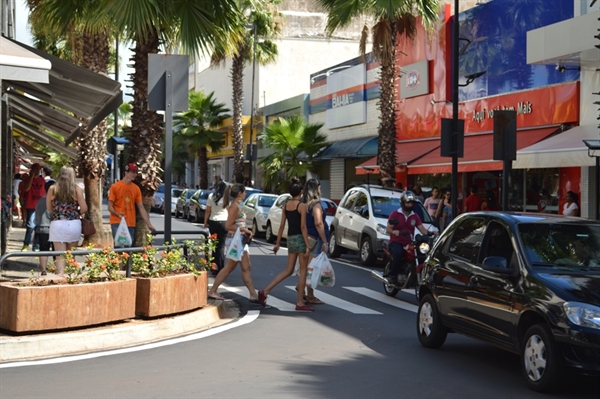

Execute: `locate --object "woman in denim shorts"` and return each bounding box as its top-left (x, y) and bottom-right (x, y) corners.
top-left (258, 178), bottom-right (313, 311)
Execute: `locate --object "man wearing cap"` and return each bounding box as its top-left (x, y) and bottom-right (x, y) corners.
top-left (108, 163), bottom-right (155, 245)
top-left (20, 163), bottom-right (46, 251)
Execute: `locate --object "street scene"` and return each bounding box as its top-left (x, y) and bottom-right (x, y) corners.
top-left (1, 0), bottom-right (600, 398)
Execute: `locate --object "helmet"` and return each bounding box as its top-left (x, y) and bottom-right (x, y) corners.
top-left (400, 191), bottom-right (417, 212)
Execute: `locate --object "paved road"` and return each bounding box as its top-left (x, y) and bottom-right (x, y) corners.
top-left (1, 212), bottom-right (596, 398)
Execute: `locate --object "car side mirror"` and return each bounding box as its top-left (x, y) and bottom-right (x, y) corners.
top-left (482, 256), bottom-right (515, 275)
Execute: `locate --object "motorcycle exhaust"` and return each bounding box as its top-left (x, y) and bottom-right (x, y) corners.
top-left (371, 270), bottom-right (391, 284)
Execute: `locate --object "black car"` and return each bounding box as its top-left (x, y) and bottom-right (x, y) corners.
top-left (416, 212), bottom-right (600, 392)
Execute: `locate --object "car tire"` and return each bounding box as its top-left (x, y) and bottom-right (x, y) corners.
top-left (252, 219), bottom-right (260, 237)
top-left (265, 223), bottom-right (276, 243)
top-left (383, 260), bottom-right (399, 297)
top-left (195, 210), bottom-right (202, 223)
top-left (360, 236), bottom-right (376, 265)
top-left (175, 208), bottom-right (179, 218)
top-left (328, 230), bottom-right (342, 258)
top-left (417, 294), bottom-right (447, 348)
top-left (521, 324), bottom-right (562, 392)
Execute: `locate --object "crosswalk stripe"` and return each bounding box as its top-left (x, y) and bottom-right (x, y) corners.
top-left (221, 286), bottom-right (296, 311)
top-left (343, 287), bottom-right (418, 313)
top-left (284, 286), bottom-right (382, 314)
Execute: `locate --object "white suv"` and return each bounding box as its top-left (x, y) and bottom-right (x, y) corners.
top-left (329, 185), bottom-right (438, 265)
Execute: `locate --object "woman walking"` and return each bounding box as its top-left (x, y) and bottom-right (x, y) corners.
top-left (47, 166), bottom-right (87, 274)
top-left (302, 178), bottom-right (329, 305)
top-left (208, 184), bottom-right (259, 302)
top-left (258, 178), bottom-right (312, 311)
top-left (204, 181), bottom-right (228, 275)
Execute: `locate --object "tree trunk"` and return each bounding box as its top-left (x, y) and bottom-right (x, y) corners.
top-left (199, 147), bottom-right (209, 189)
top-left (231, 52), bottom-right (245, 184)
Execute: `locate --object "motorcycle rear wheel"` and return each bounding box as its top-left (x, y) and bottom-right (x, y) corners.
top-left (382, 260), bottom-right (399, 297)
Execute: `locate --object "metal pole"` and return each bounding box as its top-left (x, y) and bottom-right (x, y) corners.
top-left (248, 24), bottom-right (257, 186)
top-left (164, 71), bottom-right (173, 244)
top-left (452, 0), bottom-right (460, 218)
top-left (113, 35), bottom-right (119, 185)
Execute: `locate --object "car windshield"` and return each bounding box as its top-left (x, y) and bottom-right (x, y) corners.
top-left (186, 191), bottom-right (195, 199)
top-left (172, 189), bottom-right (183, 198)
top-left (370, 196), bottom-right (433, 224)
top-left (518, 223), bottom-right (600, 271)
top-left (258, 196), bottom-right (276, 207)
top-left (199, 191), bottom-right (210, 200)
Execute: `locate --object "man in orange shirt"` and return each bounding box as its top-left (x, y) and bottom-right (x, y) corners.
top-left (463, 184), bottom-right (483, 214)
top-left (108, 163), bottom-right (155, 246)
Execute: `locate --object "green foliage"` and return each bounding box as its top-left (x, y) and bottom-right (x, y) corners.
top-left (62, 247), bottom-right (126, 284)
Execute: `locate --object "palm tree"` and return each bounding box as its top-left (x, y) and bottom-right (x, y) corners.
top-left (173, 91), bottom-right (230, 189)
top-left (210, 0), bottom-right (281, 184)
top-left (314, 0), bottom-right (441, 185)
top-left (258, 115), bottom-right (328, 193)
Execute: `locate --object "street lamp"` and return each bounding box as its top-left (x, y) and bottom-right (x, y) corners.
top-left (451, 0), bottom-right (461, 218)
top-left (583, 139), bottom-right (600, 219)
top-left (245, 24), bottom-right (258, 186)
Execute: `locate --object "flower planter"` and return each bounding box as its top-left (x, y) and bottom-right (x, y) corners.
top-left (135, 272), bottom-right (208, 318)
top-left (0, 279), bottom-right (136, 333)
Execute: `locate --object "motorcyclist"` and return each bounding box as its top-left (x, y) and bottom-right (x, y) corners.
top-left (385, 191), bottom-right (434, 285)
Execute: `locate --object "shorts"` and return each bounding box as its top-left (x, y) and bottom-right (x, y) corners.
top-left (287, 234), bottom-right (306, 254)
top-left (36, 233), bottom-right (51, 251)
top-left (49, 220), bottom-right (82, 243)
top-left (310, 237), bottom-right (325, 256)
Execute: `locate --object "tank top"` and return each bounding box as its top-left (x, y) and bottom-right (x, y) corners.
top-left (306, 202), bottom-right (330, 242)
top-left (51, 198), bottom-right (80, 221)
top-left (234, 204), bottom-right (246, 228)
top-left (285, 200), bottom-right (302, 236)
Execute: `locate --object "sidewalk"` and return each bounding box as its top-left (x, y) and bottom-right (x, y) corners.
top-left (0, 219), bottom-right (238, 364)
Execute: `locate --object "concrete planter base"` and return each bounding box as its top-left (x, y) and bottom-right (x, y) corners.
top-left (0, 279), bottom-right (136, 333)
top-left (135, 272), bottom-right (208, 318)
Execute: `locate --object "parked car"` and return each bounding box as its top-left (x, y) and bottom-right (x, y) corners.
top-left (188, 189), bottom-right (212, 223)
top-left (151, 184), bottom-right (180, 213)
top-left (416, 212), bottom-right (600, 392)
top-left (175, 188), bottom-right (195, 219)
top-left (265, 194), bottom-right (337, 243)
top-left (328, 185), bottom-right (437, 265)
top-left (242, 193), bottom-right (278, 236)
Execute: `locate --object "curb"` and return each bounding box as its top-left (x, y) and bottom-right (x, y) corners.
top-left (0, 300), bottom-right (236, 363)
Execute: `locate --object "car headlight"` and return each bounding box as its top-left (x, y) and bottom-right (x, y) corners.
top-left (259, 212), bottom-right (268, 220)
top-left (418, 242), bottom-right (430, 254)
top-left (564, 302), bottom-right (600, 330)
top-left (200, 204), bottom-right (206, 209)
top-left (376, 224), bottom-right (388, 236)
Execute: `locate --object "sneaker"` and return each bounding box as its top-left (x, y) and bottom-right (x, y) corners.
top-left (295, 304), bottom-right (314, 312)
top-left (21, 245), bottom-right (29, 252)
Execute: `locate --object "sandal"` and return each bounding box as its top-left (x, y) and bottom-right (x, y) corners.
top-left (304, 296), bottom-right (325, 305)
top-left (295, 304), bottom-right (314, 312)
top-left (208, 293), bottom-right (226, 301)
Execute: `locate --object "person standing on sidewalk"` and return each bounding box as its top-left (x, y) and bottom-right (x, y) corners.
top-left (12, 173), bottom-right (22, 221)
top-left (35, 180), bottom-right (55, 275)
top-left (258, 178), bottom-right (312, 311)
top-left (47, 166), bottom-right (87, 274)
top-left (20, 163), bottom-right (46, 251)
top-left (464, 184), bottom-right (483, 214)
top-left (107, 163), bottom-right (155, 246)
top-left (204, 180), bottom-right (229, 275)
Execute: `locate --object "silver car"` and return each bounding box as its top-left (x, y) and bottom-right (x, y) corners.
top-left (242, 193), bottom-right (278, 236)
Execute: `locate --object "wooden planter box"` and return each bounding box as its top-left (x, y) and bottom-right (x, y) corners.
top-left (135, 272), bottom-right (208, 318)
top-left (0, 279), bottom-right (136, 333)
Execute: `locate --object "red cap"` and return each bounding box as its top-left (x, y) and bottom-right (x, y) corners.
top-left (125, 163), bottom-right (139, 172)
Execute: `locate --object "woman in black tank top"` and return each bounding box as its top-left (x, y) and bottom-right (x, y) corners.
top-left (257, 178), bottom-right (314, 311)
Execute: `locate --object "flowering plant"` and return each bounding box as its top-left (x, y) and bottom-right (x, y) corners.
top-left (185, 233), bottom-right (218, 273)
top-left (62, 246), bottom-right (127, 284)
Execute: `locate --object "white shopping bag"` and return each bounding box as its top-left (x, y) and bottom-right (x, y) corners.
top-left (318, 255), bottom-right (335, 287)
top-left (115, 217), bottom-right (132, 247)
top-left (306, 252), bottom-right (326, 288)
top-left (226, 227), bottom-right (243, 262)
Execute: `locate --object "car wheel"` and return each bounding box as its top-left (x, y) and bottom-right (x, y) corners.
top-left (521, 324), bottom-right (562, 392)
top-left (175, 208), bottom-right (179, 218)
top-left (265, 223), bottom-right (276, 243)
top-left (359, 237), bottom-right (376, 265)
top-left (383, 260), bottom-right (399, 297)
top-left (252, 219), bottom-right (260, 237)
top-left (328, 230), bottom-right (342, 258)
top-left (417, 294), bottom-right (447, 348)
top-left (195, 210), bottom-right (202, 223)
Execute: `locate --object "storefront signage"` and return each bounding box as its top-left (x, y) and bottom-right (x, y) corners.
top-left (472, 102), bottom-right (533, 123)
top-left (401, 60), bottom-right (429, 99)
top-left (326, 64), bottom-right (367, 129)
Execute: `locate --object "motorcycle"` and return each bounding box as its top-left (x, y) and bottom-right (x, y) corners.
top-left (371, 220), bottom-right (435, 297)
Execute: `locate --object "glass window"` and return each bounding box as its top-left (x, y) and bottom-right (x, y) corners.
top-left (157, 185), bottom-right (165, 194)
top-left (172, 189), bottom-right (183, 198)
top-left (258, 196), bottom-right (276, 208)
top-left (508, 168), bottom-right (560, 213)
top-left (371, 196), bottom-right (400, 218)
top-left (276, 195), bottom-right (290, 208)
top-left (341, 190), bottom-right (359, 210)
top-left (481, 221), bottom-right (514, 267)
top-left (447, 218), bottom-right (486, 262)
top-left (351, 193), bottom-right (369, 217)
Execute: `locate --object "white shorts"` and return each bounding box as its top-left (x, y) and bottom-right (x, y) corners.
top-left (49, 220), bottom-right (82, 243)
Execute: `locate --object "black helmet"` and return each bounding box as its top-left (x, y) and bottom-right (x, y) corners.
top-left (401, 191), bottom-right (416, 212)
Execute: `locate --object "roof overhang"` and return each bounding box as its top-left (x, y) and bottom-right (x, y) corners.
top-left (0, 36), bottom-right (51, 83)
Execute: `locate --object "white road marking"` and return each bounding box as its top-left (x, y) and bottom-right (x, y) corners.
top-left (221, 286), bottom-right (296, 311)
top-left (285, 286), bottom-right (382, 314)
top-left (344, 287), bottom-right (418, 313)
top-left (0, 311), bottom-right (260, 369)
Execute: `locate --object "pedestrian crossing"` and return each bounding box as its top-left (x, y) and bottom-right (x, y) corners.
top-left (219, 285), bottom-right (418, 314)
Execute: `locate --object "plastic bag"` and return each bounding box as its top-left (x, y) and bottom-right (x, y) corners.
top-left (292, 258), bottom-right (300, 276)
top-left (115, 217), bottom-right (132, 247)
top-left (226, 227), bottom-right (243, 262)
top-left (318, 255), bottom-right (335, 287)
top-left (306, 252), bottom-right (325, 288)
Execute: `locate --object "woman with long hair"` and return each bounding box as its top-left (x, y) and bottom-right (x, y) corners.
top-left (204, 181), bottom-right (229, 275)
top-left (208, 183), bottom-right (259, 302)
top-left (258, 177), bottom-right (312, 311)
top-left (301, 178), bottom-right (329, 305)
top-left (47, 166), bottom-right (87, 274)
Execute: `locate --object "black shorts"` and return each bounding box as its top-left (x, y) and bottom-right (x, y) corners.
top-left (36, 233), bottom-right (51, 251)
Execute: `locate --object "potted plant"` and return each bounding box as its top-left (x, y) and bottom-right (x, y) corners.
top-left (132, 234), bottom-right (216, 318)
top-left (0, 248), bottom-right (136, 333)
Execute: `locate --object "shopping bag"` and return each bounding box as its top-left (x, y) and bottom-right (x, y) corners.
top-left (115, 217), bottom-right (132, 247)
top-left (306, 252), bottom-right (326, 288)
top-left (226, 227), bottom-right (243, 262)
top-left (318, 255), bottom-right (335, 287)
top-left (292, 258), bottom-right (300, 276)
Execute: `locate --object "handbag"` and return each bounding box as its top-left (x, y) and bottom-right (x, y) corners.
top-left (307, 235), bottom-right (318, 251)
top-left (81, 215), bottom-right (96, 235)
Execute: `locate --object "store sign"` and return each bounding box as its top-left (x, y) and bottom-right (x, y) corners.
top-left (326, 64), bottom-right (366, 129)
top-left (401, 60), bottom-right (429, 99)
top-left (472, 102), bottom-right (533, 123)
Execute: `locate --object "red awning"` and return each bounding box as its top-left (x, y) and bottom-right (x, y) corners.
top-left (355, 139), bottom-right (440, 175)
top-left (408, 126), bottom-right (559, 175)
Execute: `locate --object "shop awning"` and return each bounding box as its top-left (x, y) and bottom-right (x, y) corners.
top-left (12, 120), bottom-right (79, 159)
top-left (408, 126), bottom-right (559, 175)
top-left (320, 136), bottom-right (377, 158)
top-left (513, 125), bottom-right (600, 169)
top-left (0, 36), bottom-right (51, 83)
top-left (355, 139), bottom-right (440, 175)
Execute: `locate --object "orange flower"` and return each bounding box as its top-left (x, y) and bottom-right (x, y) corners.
top-left (122, 253), bottom-right (130, 259)
top-left (142, 254), bottom-right (148, 260)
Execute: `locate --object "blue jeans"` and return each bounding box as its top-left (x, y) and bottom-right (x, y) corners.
top-left (23, 208), bottom-right (36, 246)
top-left (388, 242), bottom-right (406, 277)
top-left (111, 224), bottom-right (136, 247)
